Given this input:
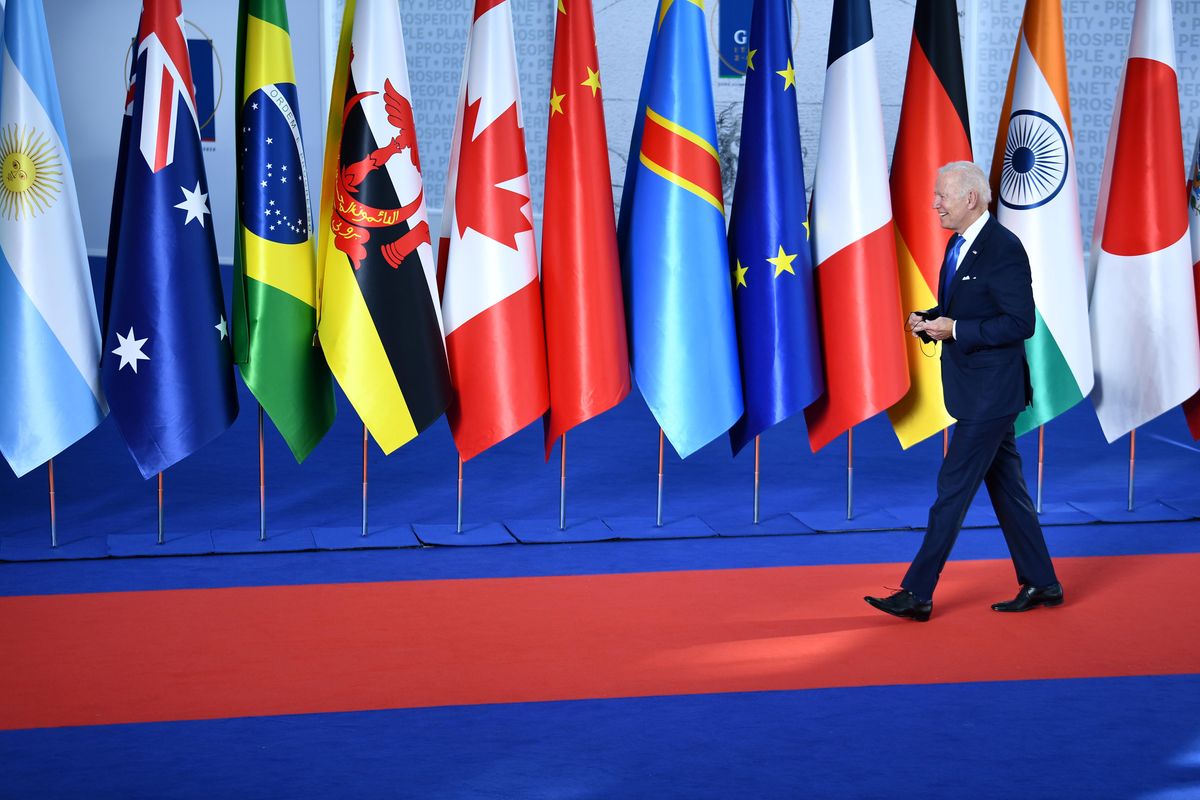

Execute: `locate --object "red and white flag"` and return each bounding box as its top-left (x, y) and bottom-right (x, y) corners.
top-left (1088, 0), bottom-right (1200, 442)
top-left (804, 0), bottom-right (909, 452)
top-left (439, 0), bottom-right (549, 461)
top-left (541, 0), bottom-right (629, 458)
top-left (1182, 126), bottom-right (1200, 439)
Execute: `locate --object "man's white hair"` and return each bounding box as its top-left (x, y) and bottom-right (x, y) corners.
top-left (938, 161), bottom-right (992, 205)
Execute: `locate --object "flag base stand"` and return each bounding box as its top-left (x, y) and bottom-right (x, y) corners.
top-left (107, 530), bottom-right (214, 557)
top-left (412, 522), bottom-right (514, 547)
top-left (0, 536), bottom-right (106, 561)
top-left (210, 528), bottom-right (316, 553)
top-left (1067, 499), bottom-right (1191, 524)
top-left (706, 512), bottom-right (812, 537)
top-left (1033, 501), bottom-right (1099, 526)
top-left (505, 518), bottom-right (615, 544)
top-left (791, 507), bottom-right (905, 533)
top-left (602, 515), bottom-right (716, 540)
top-left (311, 526), bottom-right (421, 550)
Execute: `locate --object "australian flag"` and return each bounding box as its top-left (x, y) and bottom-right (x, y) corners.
top-left (101, 0), bottom-right (238, 479)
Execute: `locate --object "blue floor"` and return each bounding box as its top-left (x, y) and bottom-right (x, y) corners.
top-left (3, 675), bottom-right (1198, 799)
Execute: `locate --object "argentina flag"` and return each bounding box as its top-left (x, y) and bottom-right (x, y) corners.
top-left (0, 0), bottom-right (107, 478)
top-left (101, 0), bottom-right (237, 478)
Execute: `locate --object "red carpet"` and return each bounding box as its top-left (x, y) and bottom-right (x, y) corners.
top-left (2, 553), bottom-right (1198, 730)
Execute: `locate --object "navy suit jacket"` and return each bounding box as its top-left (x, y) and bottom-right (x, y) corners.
top-left (926, 215), bottom-right (1035, 421)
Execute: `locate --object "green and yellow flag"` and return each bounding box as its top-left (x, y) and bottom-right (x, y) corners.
top-left (233, 0), bottom-right (335, 462)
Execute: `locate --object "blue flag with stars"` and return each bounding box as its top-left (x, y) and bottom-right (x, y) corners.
top-left (241, 84), bottom-right (309, 243)
top-left (727, 0), bottom-right (822, 453)
top-left (101, 0), bottom-right (238, 479)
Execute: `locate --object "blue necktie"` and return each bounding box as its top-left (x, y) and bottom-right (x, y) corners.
top-left (941, 234), bottom-right (964, 303)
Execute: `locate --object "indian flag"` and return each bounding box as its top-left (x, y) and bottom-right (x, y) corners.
top-left (989, 0), bottom-right (1092, 436)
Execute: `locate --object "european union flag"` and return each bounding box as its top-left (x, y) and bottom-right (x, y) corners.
top-left (618, 0), bottom-right (742, 459)
top-left (726, 0), bottom-right (822, 453)
top-left (101, 0), bottom-right (238, 478)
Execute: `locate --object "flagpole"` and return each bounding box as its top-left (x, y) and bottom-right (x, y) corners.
top-left (943, 428), bottom-right (949, 458)
top-left (361, 424), bottom-right (369, 537)
top-left (47, 459), bottom-right (57, 548)
top-left (258, 406), bottom-right (266, 541)
top-left (1127, 428), bottom-right (1136, 512)
top-left (1036, 425), bottom-right (1045, 514)
top-left (157, 471), bottom-right (164, 545)
top-left (753, 436), bottom-right (761, 524)
top-left (846, 427), bottom-right (854, 520)
top-left (456, 457), bottom-right (464, 534)
top-left (656, 428), bottom-right (664, 527)
top-left (559, 433), bottom-right (567, 531)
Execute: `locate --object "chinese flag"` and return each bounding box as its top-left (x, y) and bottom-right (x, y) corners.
top-left (541, 0), bottom-right (630, 458)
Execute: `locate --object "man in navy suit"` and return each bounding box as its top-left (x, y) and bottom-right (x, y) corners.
top-left (865, 161), bottom-right (1062, 622)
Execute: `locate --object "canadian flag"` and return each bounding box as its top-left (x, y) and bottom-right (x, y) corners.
top-left (1088, 0), bottom-right (1200, 442)
top-left (439, 0), bottom-right (549, 461)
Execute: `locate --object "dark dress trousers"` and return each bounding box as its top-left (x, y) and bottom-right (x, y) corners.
top-left (901, 215), bottom-right (1058, 602)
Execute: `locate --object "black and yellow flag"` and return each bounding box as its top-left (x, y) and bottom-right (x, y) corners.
top-left (316, 0), bottom-right (451, 452)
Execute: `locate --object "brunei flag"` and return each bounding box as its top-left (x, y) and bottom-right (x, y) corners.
top-left (317, 0), bottom-right (451, 453)
top-left (233, 0), bottom-right (334, 462)
top-left (991, 0), bottom-right (1093, 437)
top-left (886, 0), bottom-right (969, 449)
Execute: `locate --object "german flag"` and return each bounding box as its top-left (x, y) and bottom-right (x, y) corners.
top-left (316, 0), bottom-right (451, 453)
top-left (886, 0), bottom-right (971, 448)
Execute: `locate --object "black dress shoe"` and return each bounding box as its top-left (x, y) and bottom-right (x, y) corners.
top-left (991, 582), bottom-right (1064, 612)
top-left (864, 589), bottom-right (932, 622)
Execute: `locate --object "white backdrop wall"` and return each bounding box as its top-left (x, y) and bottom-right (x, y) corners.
top-left (40, 0), bottom-right (1200, 265)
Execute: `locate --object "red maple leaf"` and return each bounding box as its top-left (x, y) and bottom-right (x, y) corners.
top-left (455, 99), bottom-right (533, 250)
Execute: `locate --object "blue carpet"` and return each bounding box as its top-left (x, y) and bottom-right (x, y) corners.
top-left (2, 675), bottom-right (1198, 799)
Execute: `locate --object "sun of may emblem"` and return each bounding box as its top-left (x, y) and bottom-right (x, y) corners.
top-left (0, 124), bottom-right (62, 220)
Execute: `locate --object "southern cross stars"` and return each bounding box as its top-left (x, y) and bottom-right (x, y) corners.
top-left (112, 327), bottom-right (149, 373)
top-left (175, 182), bottom-right (210, 227)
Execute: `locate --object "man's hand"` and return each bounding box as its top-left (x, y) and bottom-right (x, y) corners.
top-left (906, 312), bottom-right (924, 332)
top-left (913, 316), bottom-right (954, 341)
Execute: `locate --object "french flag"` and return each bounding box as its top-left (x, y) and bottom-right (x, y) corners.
top-left (1088, 0), bottom-right (1200, 442)
top-left (804, 0), bottom-right (909, 452)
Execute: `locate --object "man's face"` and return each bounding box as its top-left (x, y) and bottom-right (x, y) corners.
top-left (932, 174), bottom-right (974, 232)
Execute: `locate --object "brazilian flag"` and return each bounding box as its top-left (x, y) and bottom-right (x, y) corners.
top-left (233, 0), bottom-right (335, 462)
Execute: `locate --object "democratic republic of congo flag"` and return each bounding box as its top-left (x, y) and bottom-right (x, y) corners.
top-left (617, 0), bottom-right (743, 459)
top-left (317, 0), bottom-right (451, 454)
top-left (233, 0), bottom-right (334, 463)
top-left (886, 0), bottom-right (969, 449)
top-left (991, 0), bottom-right (1093, 437)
